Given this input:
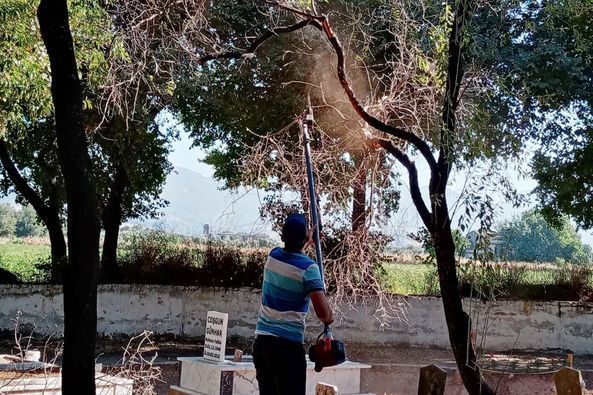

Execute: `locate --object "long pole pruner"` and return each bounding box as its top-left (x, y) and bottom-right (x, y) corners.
top-left (299, 102), bottom-right (324, 287)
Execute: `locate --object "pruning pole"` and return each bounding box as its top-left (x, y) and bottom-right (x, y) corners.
top-left (301, 105), bottom-right (324, 287)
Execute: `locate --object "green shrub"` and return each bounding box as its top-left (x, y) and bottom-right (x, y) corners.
top-left (114, 229), bottom-right (266, 287)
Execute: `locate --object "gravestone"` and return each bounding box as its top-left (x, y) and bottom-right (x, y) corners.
top-left (555, 367), bottom-right (584, 395)
top-left (418, 364), bottom-right (447, 395)
top-left (316, 382), bottom-right (339, 395)
top-left (203, 311), bottom-right (229, 363)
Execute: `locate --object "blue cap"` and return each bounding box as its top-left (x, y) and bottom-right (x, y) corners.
top-left (282, 213), bottom-right (307, 244)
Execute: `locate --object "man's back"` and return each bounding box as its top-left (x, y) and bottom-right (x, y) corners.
top-left (255, 247), bottom-right (323, 343)
top-left (252, 213), bottom-right (331, 395)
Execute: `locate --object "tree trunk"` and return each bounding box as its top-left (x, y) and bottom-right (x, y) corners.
top-left (351, 160), bottom-right (367, 233)
top-left (37, 1), bottom-right (101, 393)
top-left (101, 217), bottom-right (121, 280)
top-left (101, 166), bottom-right (127, 279)
top-left (431, 208), bottom-right (494, 395)
top-left (46, 211), bottom-right (67, 281)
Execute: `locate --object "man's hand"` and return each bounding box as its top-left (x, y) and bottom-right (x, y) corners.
top-left (310, 290), bottom-right (333, 325)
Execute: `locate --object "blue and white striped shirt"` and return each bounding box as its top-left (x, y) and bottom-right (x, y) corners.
top-left (255, 247), bottom-right (324, 343)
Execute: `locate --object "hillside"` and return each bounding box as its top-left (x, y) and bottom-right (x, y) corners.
top-left (139, 167), bottom-right (267, 235)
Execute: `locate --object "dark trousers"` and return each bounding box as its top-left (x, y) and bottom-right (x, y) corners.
top-left (252, 335), bottom-right (306, 395)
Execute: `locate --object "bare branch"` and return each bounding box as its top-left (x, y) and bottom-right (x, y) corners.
top-left (261, 2), bottom-right (439, 175)
top-left (369, 138), bottom-right (433, 229)
top-left (197, 19), bottom-right (319, 64)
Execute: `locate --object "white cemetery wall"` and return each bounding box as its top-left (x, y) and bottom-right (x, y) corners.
top-left (1, 284), bottom-right (593, 354)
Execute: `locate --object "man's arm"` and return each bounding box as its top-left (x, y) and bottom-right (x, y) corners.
top-left (310, 290), bottom-right (333, 325)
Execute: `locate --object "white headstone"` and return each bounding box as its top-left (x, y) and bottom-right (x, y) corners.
top-left (203, 311), bottom-right (228, 363)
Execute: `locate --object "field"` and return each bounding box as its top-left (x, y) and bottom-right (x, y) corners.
top-left (382, 261), bottom-right (591, 299)
top-left (1, 237), bottom-right (592, 301)
top-left (0, 239), bottom-right (51, 282)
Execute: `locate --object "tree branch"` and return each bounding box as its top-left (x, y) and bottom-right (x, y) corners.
top-left (256, 2), bottom-right (439, 175)
top-left (434, 0), bottom-right (470, 194)
top-left (197, 19), bottom-right (318, 64)
top-left (0, 139), bottom-right (52, 222)
top-left (197, 2), bottom-right (439, 178)
top-left (318, 18), bottom-right (438, 175)
top-left (368, 138), bottom-right (433, 229)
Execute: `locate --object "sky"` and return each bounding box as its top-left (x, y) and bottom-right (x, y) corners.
top-left (169, 135), bottom-right (215, 177)
top-left (168, 131), bottom-right (593, 247)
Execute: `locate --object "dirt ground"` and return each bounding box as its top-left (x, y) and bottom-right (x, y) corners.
top-left (1, 335), bottom-right (590, 394)
top-left (94, 338), bottom-right (585, 394)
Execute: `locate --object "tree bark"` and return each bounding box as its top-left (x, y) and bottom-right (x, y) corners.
top-left (0, 139), bottom-right (67, 270)
top-left (101, 165), bottom-right (128, 279)
top-left (431, 201), bottom-right (493, 395)
top-left (37, 1), bottom-right (101, 393)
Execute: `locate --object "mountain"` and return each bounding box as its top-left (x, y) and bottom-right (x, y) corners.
top-left (139, 167), bottom-right (268, 235)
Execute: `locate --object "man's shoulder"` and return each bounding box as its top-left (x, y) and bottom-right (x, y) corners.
top-left (269, 247), bottom-right (316, 269)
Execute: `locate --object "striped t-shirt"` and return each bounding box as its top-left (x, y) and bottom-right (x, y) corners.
top-left (255, 247), bottom-right (324, 343)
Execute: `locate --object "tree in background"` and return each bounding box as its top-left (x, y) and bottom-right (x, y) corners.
top-left (16, 205), bottom-right (47, 238)
top-left (0, 0), bottom-right (180, 278)
top-left (471, 0), bottom-right (593, 229)
top-left (0, 203), bottom-right (17, 237)
top-left (0, 202), bottom-right (48, 238)
top-left (497, 211), bottom-right (592, 264)
top-left (89, 116), bottom-right (173, 278)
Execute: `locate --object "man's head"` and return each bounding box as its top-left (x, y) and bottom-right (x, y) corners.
top-left (281, 213), bottom-right (308, 252)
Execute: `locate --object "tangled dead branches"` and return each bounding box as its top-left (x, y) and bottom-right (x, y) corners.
top-left (98, 0), bottom-right (214, 123)
top-left (239, 115), bottom-right (409, 326)
top-left (105, 331), bottom-right (163, 395)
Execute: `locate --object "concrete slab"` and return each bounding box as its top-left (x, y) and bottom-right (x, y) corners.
top-left (176, 356), bottom-right (370, 395)
top-left (0, 372), bottom-right (134, 395)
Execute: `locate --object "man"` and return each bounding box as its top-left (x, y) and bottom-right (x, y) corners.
top-left (253, 213), bottom-right (333, 395)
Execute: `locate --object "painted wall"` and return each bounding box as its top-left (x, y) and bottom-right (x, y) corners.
top-left (1, 285), bottom-right (593, 354)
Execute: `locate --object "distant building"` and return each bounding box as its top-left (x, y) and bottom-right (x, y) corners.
top-left (205, 230), bottom-right (274, 248)
top-left (203, 224), bottom-right (210, 236)
top-left (464, 230), bottom-right (506, 260)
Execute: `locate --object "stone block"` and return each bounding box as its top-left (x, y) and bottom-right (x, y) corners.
top-left (555, 367), bottom-right (584, 395)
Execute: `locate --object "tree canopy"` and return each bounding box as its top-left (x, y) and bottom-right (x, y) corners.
top-left (497, 210), bottom-right (592, 264)
top-left (472, 0), bottom-right (593, 229)
top-left (0, 0), bottom-right (177, 271)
